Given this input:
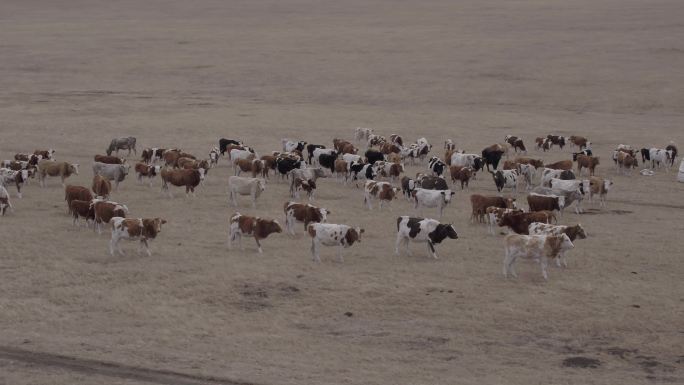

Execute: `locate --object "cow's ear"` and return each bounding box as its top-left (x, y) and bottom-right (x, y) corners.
top-left (440, 191), bottom-right (445, 195)
top-left (450, 191), bottom-right (455, 196)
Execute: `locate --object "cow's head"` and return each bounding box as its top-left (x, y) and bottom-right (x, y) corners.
top-left (505, 198), bottom-right (517, 209)
top-left (556, 195), bottom-right (566, 210)
top-left (441, 190), bottom-right (456, 203)
top-left (198, 168), bottom-right (206, 180)
top-left (318, 208), bottom-right (330, 223)
top-left (69, 163), bottom-right (79, 175)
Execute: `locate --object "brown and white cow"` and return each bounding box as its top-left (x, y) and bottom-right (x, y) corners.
top-left (92, 199), bottom-right (129, 234)
top-left (110, 217), bottom-right (166, 256)
top-left (528, 222), bottom-right (587, 267)
top-left (568, 135), bottom-right (589, 150)
top-left (34, 149), bottom-right (55, 160)
top-left (485, 207), bottom-right (523, 235)
top-left (469, 194), bottom-right (517, 223)
top-left (134, 163), bottom-right (161, 186)
top-left (576, 154), bottom-right (599, 176)
top-left (497, 211), bottom-right (555, 234)
top-left (94, 154), bottom-right (125, 164)
top-left (234, 158), bottom-right (265, 178)
top-left (92, 174), bottom-right (112, 199)
top-left (364, 180), bottom-right (398, 210)
top-left (293, 177), bottom-right (316, 201)
top-left (503, 233), bottom-right (574, 280)
top-left (284, 201), bottom-right (330, 235)
top-left (545, 160), bottom-right (573, 171)
top-left (228, 212), bottom-right (282, 253)
top-left (160, 168), bottom-right (204, 197)
top-left (307, 223), bottom-right (364, 262)
top-left (37, 160), bottom-right (79, 187)
top-left (65, 185), bottom-right (93, 214)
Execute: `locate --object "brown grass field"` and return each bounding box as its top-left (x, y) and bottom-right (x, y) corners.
top-left (1, 0), bottom-right (683, 384)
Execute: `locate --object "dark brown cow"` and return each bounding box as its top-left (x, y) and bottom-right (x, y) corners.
top-left (505, 136), bottom-right (527, 153)
top-left (228, 212), bottom-right (282, 253)
top-left (260, 155), bottom-right (277, 178)
top-left (283, 201), bottom-right (330, 235)
top-left (70, 199), bottom-right (95, 227)
top-left (380, 142), bottom-right (401, 155)
top-left (497, 211), bottom-right (555, 234)
top-left (449, 166), bottom-right (474, 190)
top-left (545, 160), bottom-right (573, 171)
top-left (160, 168), bottom-right (204, 197)
top-left (515, 157), bottom-right (544, 168)
top-left (568, 135), bottom-right (589, 150)
top-left (65, 185), bottom-right (93, 214)
top-left (92, 174), bottom-right (112, 199)
top-left (527, 194), bottom-right (564, 213)
top-left (94, 155), bottom-right (125, 164)
top-left (235, 158), bottom-right (265, 178)
top-left (91, 199), bottom-right (128, 234)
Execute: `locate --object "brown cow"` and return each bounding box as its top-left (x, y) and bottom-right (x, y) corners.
top-left (545, 160), bottom-right (573, 171)
top-left (228, 212), bottom-right (282, 253)
top-left (37, 160), bottom-right (79, 187)
top-left (65, 185), bottom-right (93, 214)
top-left (235, 158), bottom-right (265, 178)
top-left (380, 142), bottom-right (401, 155)
top-left (502, 160), bottom-right (518, 170)
top-left (260, 155), bottom-right (277, 179)
top-left (497, 211), bottom-right (556, 234)
top-left (163, 150), bottom-right (196, 167)
top-left (94, 155), bottom-right (125, 164)
top-left (470, 194), bottom-right (517, 223)
top-left (134, 163), bottom-right (161, 186)
top-left (515, 157), bottom-right (544, 168)
top-left (91, 199), bottom-right (128, 234)
top-left (283, 201), bottom-right (330, 235)
top-left (568, 135), bottom-right (589, 150)
top-left (449, 166), bottom-right (474, 190)
top-left (160, 168), bottom-right (204, 197)
top-left (70, 199), bottom-right (95, 227)
top-left (178, 157), bottom-right (211, 172)
top-left (576, 154), bottom-right (599, 176)
top-left (92, 174), bottom-right (112, 199)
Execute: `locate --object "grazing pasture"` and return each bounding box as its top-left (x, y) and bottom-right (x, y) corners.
top-left (1, 1), bottom-right (684, 384)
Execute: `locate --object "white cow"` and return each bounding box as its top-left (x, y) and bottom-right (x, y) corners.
top-left (540, 168), bottom-right (565, 187)
top-left (307, 223), bottom-right (364, 262)
top-left (503, 233), bottom-right (574, 280)
top-left (412, 188), bottom-right (455, 218)
top-left (342, 153), bottom-right (362, 164)
top-left (228, 176), bottom-right (266, 208)
top-left (0, 185), bottom-right (13, 215)
top-left (229, 149), bottom-right (256, 162)
top-left (395, 216), bottom-right (458, 258)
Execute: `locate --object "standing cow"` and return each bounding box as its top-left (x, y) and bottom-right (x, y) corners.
top-left (107, 137), bottom-right (137, 156)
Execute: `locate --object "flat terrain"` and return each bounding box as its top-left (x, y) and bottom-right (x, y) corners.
top-left (1, 1), bottom-right (683, 384)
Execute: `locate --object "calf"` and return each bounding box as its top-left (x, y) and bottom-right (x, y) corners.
top-left (110, 217), bottom-right (166, 256)
top-left (401, 176), bottom-right (417, 200)
top-left (228, 176), bottom-right (266, 208)
top-left (284, 201), bottom-right (330, 235)
top-left (470, 194), bottom-right (517, 223)
top-left (412, 188), bottom-right (455, 218)
top-left (209, 147), bottom-right (220, 167)
top-left (141, 148), bottom-right (165, 164)
top-left (235, 158), bottom-right (265, 178)
top-left (282, 139), bottom-right (307, 153)
top-left (490, 170), bottom-right (518, 194)
top-left (92, 174), bottom-right (112, 199)
top-left (395, 216), bottom-right (458, 258)
top-left (576, 154), bottom-right (599, 176)
top-left (293, 177), bottom-right (316, 201)
top-left (497, 211), bottom-right (556, 234)
top-left (160, 168), bottom-right (204, 197)
top-left (69, 199), bottom-right (94, 227)
top-left (614, 151), bottom-right (638, 175)
top-left (449, 166), bottom-right (473, 189)
top-left (260, 155), bottom-right (277, 179)
top-left (308, 223), bottom-right (363, 262)
top-left (94, 155), bottom-right (125, 164)
top-left (64, 185), bottom-right (93, 214)
top-left (588, 177), bottom-right (613, 208)
top-left (134, 163), bottom-right (161, 186)
top-left (334, 159), bottom-right (349, 183)
top-left (229, 212), bottom-right (282, 253)
top-left (364, 181), bottom-right (398, 210)
top-left (528, 223), bottom-right (587, 267)
top-left (354, 127), bottom-right (373, 143)
top-left (503, 234), bottom-right (574, 280)
top-left (546, 135), bottom-right (566, 150)
top-left (0, 185), bottom-right (12, 216)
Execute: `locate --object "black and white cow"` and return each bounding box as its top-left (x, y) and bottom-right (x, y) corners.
top-left (490, 170), bottom-right (518, 194)
top-left (428, 156), bottom-right (447, 177)
top-left (365, 149), bottom-right (385, 165)
top-left (349, 161), bottom-right (378, 186)
top-left (306, 144), bottom-right (327, 163)
top-left (395, 216), bottom-right (458, 258)
top-left (282, 139), bottom-right (307, 153)
top-left (307, 223), bottom-right (364, 262)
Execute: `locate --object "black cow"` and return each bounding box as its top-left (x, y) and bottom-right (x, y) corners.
top-left (482, 144), bottom-right (505, 171)
top-left (318, 152), bottom-right (338, 175)
top-left (219, 138), bottom-right (243, 155)
top-left (365, 149), bottom-right (384, 165)
top-left (276, 157), bottom-right (302, 177)
top-left (427, 157), bottom-right (446, 177)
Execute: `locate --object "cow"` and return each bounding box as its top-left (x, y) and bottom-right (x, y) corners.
top-left (107, 137), bottom-right (136, 156)
top-left (540, 168), bottom-right (565, 187)
top-left (365, 149), bottom-right (384, 165)
top-left (379, 142), bottom-right (401, 155)
top-left (308, 223), bottom-right (363, 263)
top-left (470, 194), bottom-right (517, 223)
top-left (412, 188), bottom-right (455, 218)
top-left (517, 163), bottom-right (536, 190)
top-left (559, 170), bottom-right (576, 180)
top-left (92, 199), bottom-right (129, 234)
top-left (94, 155), bottom-right (125, 164)
top-left (450, 153), bottom-right (483, 172)
top-left (528, 223), bottom-right (587, 267)
top-left (588, 177), bottom-right (613, 208)
top-left (36, 160), bottom-right (79, 187)
top-left (275, 157), bottom-right (303, 180)
top-left (209, 147), bottom-right (220, 167)
top-left (229, 149), bottom-right (256, 167)
top-left (14, 153), bottom-right (43, 166)
top-left (568, 135), bottom-right (589, 150)
top-left (614, 151), bottom-right (638, 175)
top-left (69, 199), bottom-right (94, 227)
top-left (497, 211), bottom-right (556, 235)
top-left (311, 147), bottom-right (336, 165)
top-left (289, 167), bottom-right (326, 196)
top-left (666, 142), bottom-right (678, 167)
top-left (395, 216), bottom-right (458, 258)
top-left (486, 207), bottom-right (523, 235)
top-left (416, 174), bottom-right (448, 190)
top-left (235, 159), bottom-right (265, 178)
top-left (546, 135), bottom-right (566, 150)
top-left (444, 139), bottom-right (456, 151)
top-left (449, 166), bottom-right (474, 190)
top-left (364, 180), bottom-right (398, 210)
top-left (482, 144), bottom-right (505, 171)
top-left (64, 185), bottom-right (93, 214)
top-left (490, 170), bottom-right (518, 194)
top-left (161, 168), bottom-right (204, 197)
top-left (576, 154), bottom-right (599, 176)
top-left (502, 234), bottom-right (574, 280)
top-left (33, 149), bottom-right (55, 160)
top-left (504, 135), bottom-right (527, 153)
top-left (515, 157), bottom-right (544, 169)
top-left (334, 159), bottom-right (349, 183)
top-left (219, 138), bottom-right (243, 155)
top-left (226, 176), bottom-right (265, 208)
top-left (282, 139), bottom-right (307, 153)
top-left (367, 134), bottom-right (386, 148)
top-left (318, 152), bottom-right (338, 175)
top-left (641, 148), bottom-right (673, 171)
top-left (293, 177), bottom-right (316, 200)
top-left (260, 155), bottom-right (277, 179)
top-left (134, 163), bottom-right (161, 186)
top-left (339, 142), bottom-right (358, 155)
top-left (354, 127), bottom-right (373, 143)
top-left (0, 169), bottom-right (29, 198)
top-left (374, 162), bottom-right (404, 182)
top-left (342, 153), bottom-right (362, 164)
top-left (2, 160), bottom-right (30, 171)
top-left (228, 213), bottom-right (282, 253)
top-left (389, 134), bottom-right (403, 147)
top-left (527, 193), bottom-right (565, 214)
top-left (92, 162), bottom-right (129, 190)
top-left (284, 201), bottom-right (329, 235)
top-left (428, 156), bottom-right (447, 177)
top-left (415, 138), bottom-right (432, 162)
top-left (0, 185), bottom-right (12, 216)
top-left (548, 178), bottom-right (589, 196)
top-left (532, 186), bottom-right (584, 215)
top-left (306, 144), bottom-right (327, 163)
top-left (109, 217), bottom-right (166, 256)
top-left (92, 174), bottom-right (112, 199)
top-left (178, 158), bottom-right (211, 173)
top-left (572, 149), bottom-right (593, 160)
top-left (141, 148), bottom-right (165, 164)
top-left (349, 161), bottom-right (378, 187)
top-left (401, 176), bottom-right (417, 200)
top-left (545, 160), bottom-right (573, 171)
top-left (535, 137), bottom-right (550, 151)
top-left (163, 150), bottom-right (196, 167)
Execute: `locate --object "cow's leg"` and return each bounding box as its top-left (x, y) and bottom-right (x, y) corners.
top-left (311, 239), bottom-right (321, 262)
top-left (337, 245), bottom-right (344, 263)
top-left (427, 241), bottom-right (438, 259)
top-left (141, 239), bottom-right (151, 256)
top-left (394, 234), bottom-right (404, 256)
top-left (540, 256), bottom-right (549, 280)
top-left (109, 236), bottom-right (117, 256)
top-left (255, 237), bottom-right (263, 254)
top-left (237, 232), bottom-right (243, 251)
top-left (251, 192), bottom-right (257, 209)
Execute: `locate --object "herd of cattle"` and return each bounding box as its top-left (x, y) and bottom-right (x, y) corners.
top-left (0, 128), bottom-right (679, 280)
